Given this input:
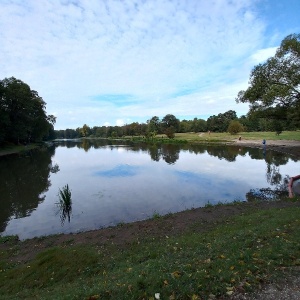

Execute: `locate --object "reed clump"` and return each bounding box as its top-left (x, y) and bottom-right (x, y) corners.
top-left (57, 184), bottom-right (72, 224)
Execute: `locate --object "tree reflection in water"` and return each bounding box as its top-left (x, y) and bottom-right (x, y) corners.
top-left (246, 152), bottom-right (291, 202)
top-left (0, 146), bottom-right (57, 233)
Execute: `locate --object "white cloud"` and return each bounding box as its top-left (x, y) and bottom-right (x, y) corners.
top-left (116, 119), bottom-right (125, 126)
top-left (250, 47), bottom-right (278, 64)
top-left (1, 0), bottom-right (296, 129)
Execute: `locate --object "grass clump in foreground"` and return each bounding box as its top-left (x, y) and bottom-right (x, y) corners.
top-left (1, 206), bottom-right (300, 299)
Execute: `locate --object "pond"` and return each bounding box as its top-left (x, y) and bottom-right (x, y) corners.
top-left (0, 139), bottom-right (298, 240)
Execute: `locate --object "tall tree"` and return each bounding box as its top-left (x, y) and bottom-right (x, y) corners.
top-left (80, 124), bottom-right (91, 137)
top-left (161, 114), bottom-right (180, 131)
top-left (0, 77), bottom-right (55, 144)
top-left (236, 34), bottom-right (300, 126)
top-left (147, 116), bottom-right (161, 133)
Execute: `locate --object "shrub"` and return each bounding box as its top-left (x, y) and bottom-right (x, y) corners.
top-left (227, 120), bottom-right (244, 135)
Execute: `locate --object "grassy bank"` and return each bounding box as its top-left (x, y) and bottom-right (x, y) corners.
top-left (1, 201), bottom-right (300, 299)
top-left (1, 131), bottom-right (299, 156)
top-left (0, 142), bottom-right (40, 156)
top-left (119, 130), bottom-right (300, 145)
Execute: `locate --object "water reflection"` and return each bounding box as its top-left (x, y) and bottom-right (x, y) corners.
top-left (0, 140), bottom-right (298, 239)
top-left (50, 140), bottom-right (300, 203)
top-left (245, 146), bottom-right (300, 201)
top-left (95, 165), bottom-right (140, 177)
top-left (246, 178), bottom-right (289, 202)
top-left (0, 146), bottom-right (57, 233)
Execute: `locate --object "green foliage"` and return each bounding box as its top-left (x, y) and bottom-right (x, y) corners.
top-left (58, 184), bottom-right (72, 207)
top-left (227, 120), bottom-right (244, 135)
top-left (80, 124), bottom-right (91, 137)
top-left (147, 116), bottom-right (161, 133)
top-left (0, 235), bottom-right (18, 243)
top-left (152, 211), bottom-right (161, 219)
top-left (165, 126), bottom-right (175, 139)
top-left (179, 117), bottom-right (207, 133)
top-left (236, 33), bottom-right (300, 127)
top-left (207, 110), bottom-right (237, 132)
top-left (0, 77), bottom-right (55, 145)
top-left (57, 184), bottom-right (72, 225)
top-left (145, 130), bottom-right (157, 140)
top-left (204, 201), bottom-right (213, 208)
top-left (161, 114), bottom-right (180, 131)
top-left (272, 119), bottom-right (283, 135)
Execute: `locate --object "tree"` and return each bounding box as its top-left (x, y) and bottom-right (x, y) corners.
top-left (227, 120), bottom-right (244, 135)
top-left (147, 116), bottom-right (161, 133)
top-left (207, 110), bottom-right (237, 132)
top-left (179, 120), bottom-right (191, 133)
top-left (0, 82), bottom-right (10, 143)
top-left (80, 124), bottom-right (91, 137)
top-left (161, 114), bottom-right (179, 131)
top-left (192, 118), bottom-right (207, 132)
top-left (165, 126), bottom-right (175, 139)
top-left (236, 34), bottom-right (300, 127)
top-left (0, 77), bottom-right (55, 144)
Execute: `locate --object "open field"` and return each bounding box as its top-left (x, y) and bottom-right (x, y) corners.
top-left (173, 131), bottom-right (300, 142)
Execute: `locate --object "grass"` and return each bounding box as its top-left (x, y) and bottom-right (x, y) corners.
top-left (0, 142), bottom-right (40, 156)
top-left (58, 184), bottom-right (72, 207)
top-left (174, 130), bottom-right (300, 143)
top-left (112, 130), bottom-right (300, 146)
top-left (56, 185), bottom-right (72, 225)
top-left (1, 204), bottom-right (300, 299)
top-left (152, 211), bottom-right (162, 219)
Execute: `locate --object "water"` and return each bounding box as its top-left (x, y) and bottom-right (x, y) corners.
top-left (0, 139), bottom-right (298, 240)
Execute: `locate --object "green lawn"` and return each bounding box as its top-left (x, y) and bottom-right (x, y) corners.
top-left (174, 131), bottom-right (300, 142)
top-left (1, 202), bottom-right (300, 299)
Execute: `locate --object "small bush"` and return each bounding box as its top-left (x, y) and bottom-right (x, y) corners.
top-left (165, 126), bottom-right (175, 139)
top-left (227, 120), bottom-right (244, 135)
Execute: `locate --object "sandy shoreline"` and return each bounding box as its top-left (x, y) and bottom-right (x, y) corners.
top-left (233, 139), bottom-right (300, 160)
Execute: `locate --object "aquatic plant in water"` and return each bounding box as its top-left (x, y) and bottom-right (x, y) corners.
top-left (56, 184), bottom-right (72, 225)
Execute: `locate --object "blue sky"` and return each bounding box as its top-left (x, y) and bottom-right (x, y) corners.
top-left (1, 0), bottom-right (299, 129)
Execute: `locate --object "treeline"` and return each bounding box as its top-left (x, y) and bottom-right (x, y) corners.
top-left (55, 109), bottom-right (295, 139)
top-left (0, 77), bottom-right (56, 145)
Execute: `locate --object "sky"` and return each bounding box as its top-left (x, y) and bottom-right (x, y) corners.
top-left (1, 0), bottom-right (300, 130)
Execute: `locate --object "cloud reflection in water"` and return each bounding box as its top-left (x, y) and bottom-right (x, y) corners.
top-left (94, 164), bottom-right (140, 178)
